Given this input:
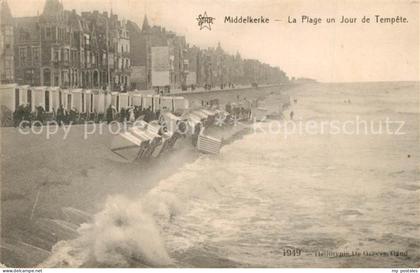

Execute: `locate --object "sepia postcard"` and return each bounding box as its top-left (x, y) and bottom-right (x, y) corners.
top-left (0, 0), bottom-right (419, 271)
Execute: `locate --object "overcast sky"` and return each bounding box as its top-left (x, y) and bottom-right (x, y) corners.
top-left (8, 0), bottom-right (419, 82)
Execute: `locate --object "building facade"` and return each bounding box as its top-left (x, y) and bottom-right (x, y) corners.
top-left (1, 0), bottom-right (287, 92)
top-left (7, 0), bottom-right (131, 91)
top-left (0, 0), bottom-right (14, 84)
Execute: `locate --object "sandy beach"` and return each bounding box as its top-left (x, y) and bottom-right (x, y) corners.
top-left (0, 85), bottom-right (286, 267)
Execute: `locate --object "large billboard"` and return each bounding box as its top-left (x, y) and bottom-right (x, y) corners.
top-left (186, 72), bottom-right (197, 85)
top-left (151, 46), bottom-right (170, 86)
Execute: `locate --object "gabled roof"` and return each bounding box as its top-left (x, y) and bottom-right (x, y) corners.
top-left (66, 10), bottom-right (83, 31)
top-left (14, 16), bottom-right (41, 42)
top-left (0, 0), bottom-right (13, 25)
top-left (142, 14), bottom-right (150, 32)
top-left (42, 0), bottom-right (63, 17)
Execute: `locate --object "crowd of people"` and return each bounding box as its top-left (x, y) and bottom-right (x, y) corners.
top-left (224, 103), bottom-right (252, 121)
top-left (12, 103), bottom-right (164, 128)
top-left (105, 105), bottom-right (162, 124)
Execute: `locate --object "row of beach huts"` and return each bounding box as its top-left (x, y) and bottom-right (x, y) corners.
top-left (111, 108), bottom-right (224, 161)
top-left (0, 84), bottom-right (189, 117)
top-left (0, 84), bottom-right (228, 157)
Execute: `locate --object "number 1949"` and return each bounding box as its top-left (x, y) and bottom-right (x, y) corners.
top-left (283, 248), bottom-right (302, 256)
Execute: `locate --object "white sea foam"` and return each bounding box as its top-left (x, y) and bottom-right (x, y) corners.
top-left (41, 82), bottom-right (420, 267)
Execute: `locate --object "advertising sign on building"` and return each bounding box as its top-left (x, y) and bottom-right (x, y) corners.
top-left (151, 47), bottom-right (170, 86)
top-left (186, 72), bottom-right (197, 85)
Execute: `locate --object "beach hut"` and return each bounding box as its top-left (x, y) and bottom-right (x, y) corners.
top-left (0, 84), bottom-right (19, 113)
top-left (192, 110), bottom-right (208, 122)
top-left (159, 96), bottom-right (173, 111)
top-left (84, 90), bottom-right (94, 115)
top-left (119, 93), bottom-right (129, 110)
top-left (32, 86), bottom-right (49, 112)
top-left (133, 120), bottom-right (162, 158)
top-left (131, 93), bottom-right (142, 107)
top-left (104, 91), bottom-right (112, 113)
top-left (143, 94), bottom-right (154, 110)
top-left (71, 89), bottom-right (84, 112)
top-left (182, 112), bottom-right (202, 140)
top-left (200, 109), bottom-right (217, 125)
top-left (162, 112), bottom-right (182, 133)
top-left (17, 85), bottom-right (34, 111)
top-left (251, 107), bottom-right (268, 121)
top-left (131, 124), bottom-right (162, 158)
top-left (111, 92), bottom-right (120, 112)
top-left (18, 85), bottom-right (30, 109)
top-left (92, 90), bottom-right (105, 114)
top-left (63, 89), bottom-right (73, 111)
top-left (197, 132), bottom-right (222, 154)
top-left (49, 87), bottom-right (61, 113)
top-left (173, 96), bottom-right (189, 111)
top-left (145, 121), bottom-right (171, 157)
top-left (153, 95), bottom-right (161, 111)
top-left (111, 131), bottom-right (150, 162)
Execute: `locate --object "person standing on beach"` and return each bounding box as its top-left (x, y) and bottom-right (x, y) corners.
top-left (128, 106), bottom-right (135, 122)
top-left (36, 105), bottom-right (45, 125)
top-left (106, 105), bottom-right (113, 124)
top-left (57, 104), bottom-right (64, 126)
top-left (290, 111), bottom-right (294, 120)
top-left (24, 104), bottom-right (32, 127)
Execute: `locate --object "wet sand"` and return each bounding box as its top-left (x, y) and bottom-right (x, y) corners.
top-left (0, 85), bottom-right (286, 267)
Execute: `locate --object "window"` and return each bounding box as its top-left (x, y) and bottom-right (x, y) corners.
top-left (64, 48), bottom-right (69, 62)
top-left (24, 69), bottom-right (34, 84)
top-left (54, 72), bottom-right (59, 86)
top-left (90, 94), bottom-right (93, 112)
top-left (45, 90), bottom-right (50, 112)
top-left (67, 94), bottom-right (72, 110)
top-left (32, 47), bottom-right (40, 65)
top-left (46, 27), bottom-right (52, 39)
top-left (86, 51), bottom-right (90, 64)
top-left (43, 69), bottom-right (51, 86)
top-left (19, 30), bottom-right (29, 41)
top-left (27, 89), bottom-right (32, 109)
top-left (15, 89), bottom-right (20, 109)
top-left (80, 51), bottom-right (85, 65)
top-left (63, 71), bottom-right (69, 86)
top-left (52, 48), bottom-right (60, 62)
top-left (4, 56), bottom-right (13, 71)
top-left (19, 47), bottom-right (27, 67)
top-left (81, 93), bottom-right (85, 112)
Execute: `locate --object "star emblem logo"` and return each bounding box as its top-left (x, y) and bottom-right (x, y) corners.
top-left (232, 115), bottom-right (241, 127)
top-left (196, 12), bottom-right (215, 30)
top-left (214, 113), bottom-right (227, 127)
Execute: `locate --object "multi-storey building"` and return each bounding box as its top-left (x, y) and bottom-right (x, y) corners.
top-left (0, 0), bottom-right (14, 84)
top-left (109, 14), bottom-right (130, 91)
top-left (10, 0), bottom-right (130, 91)
top-left (3, 0), bottom-right (287, 91)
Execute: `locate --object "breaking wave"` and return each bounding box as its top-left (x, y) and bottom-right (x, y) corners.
top-left (38, 82), bottom-right (420, 268)
top-left (40, 153), bottom-right (227, 267)
top-left (41, 195), bottom-right (173, 267)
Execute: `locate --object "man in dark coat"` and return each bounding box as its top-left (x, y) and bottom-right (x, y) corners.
top-left (36, 106), bottom-right (45, 125)
top-left (106, 105), bottom-right (113, 124)
top-left (57, 104), bottom-right (64, 126)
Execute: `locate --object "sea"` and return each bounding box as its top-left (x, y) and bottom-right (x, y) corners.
top-left (18, 82), bottom-right (420, 267)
